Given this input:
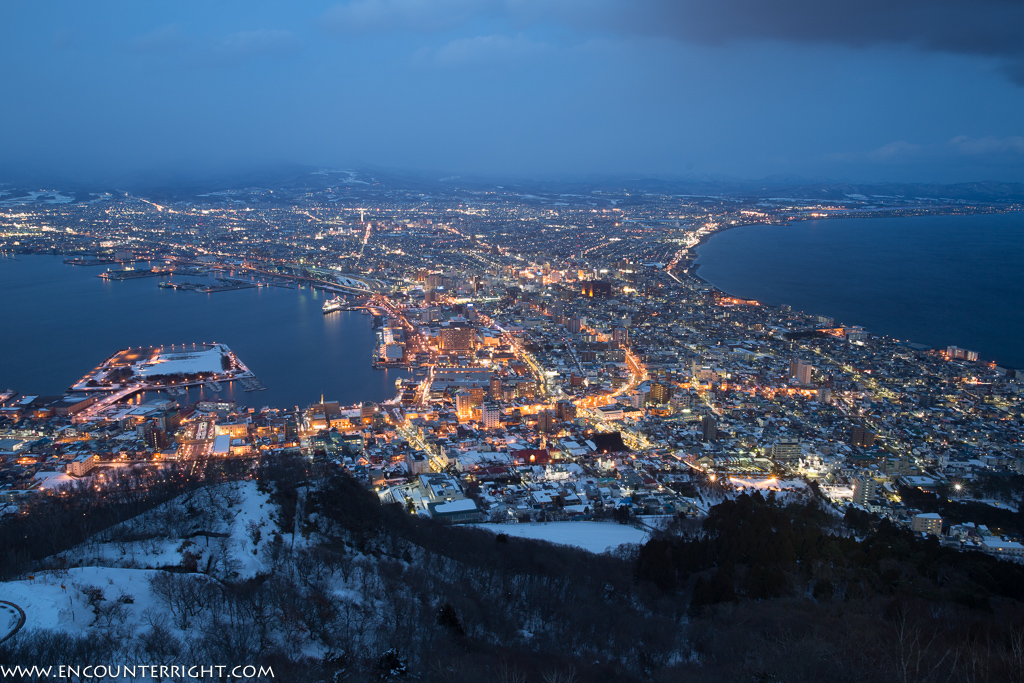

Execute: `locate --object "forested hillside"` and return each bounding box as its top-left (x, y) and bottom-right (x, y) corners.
top-left (2, 458), bottom-right (1023, 682)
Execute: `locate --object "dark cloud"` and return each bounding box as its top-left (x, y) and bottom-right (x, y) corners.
top-left (583, 0), bottom-right (1024, 83)
top-left (322, 0), bottom-right (1024, 83)
top-left (630, 1), bottom-right (1022, 54)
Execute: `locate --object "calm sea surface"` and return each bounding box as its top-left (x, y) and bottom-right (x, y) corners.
top-left (0, 256), bottom-right (406, 408)
top-left (694, 212), bottom-right (1024, 368)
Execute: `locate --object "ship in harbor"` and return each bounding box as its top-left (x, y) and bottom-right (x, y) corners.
top-left (322, 296), bottom-right (345, 313)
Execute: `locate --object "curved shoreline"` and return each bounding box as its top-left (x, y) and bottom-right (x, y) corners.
top-left (684, 214), bottom-right (1023, 370)
top-left (685, 220), bottom-right (761, 281)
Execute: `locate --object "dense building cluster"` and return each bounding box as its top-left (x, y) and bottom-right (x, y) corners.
top-left (2, 173), bottom-right (1021, 558)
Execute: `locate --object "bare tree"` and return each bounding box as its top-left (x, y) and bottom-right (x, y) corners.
top-left (888, 604), bottom-right (957, 683)
top-left (540, 665), bottom-right (579, 683)
top-left (494, 661), bottom-right (528, 683)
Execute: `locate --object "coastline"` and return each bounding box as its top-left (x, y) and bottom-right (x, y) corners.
top-left (684, 206), bottom-right (1020, 282)
top-left (684, 220), bottom-right (762, 282)
top-left (680, 213), bottom-right (1023, 370)
top-left (0, 255), bottom-right (406, 407)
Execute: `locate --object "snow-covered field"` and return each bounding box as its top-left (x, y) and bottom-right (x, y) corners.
top-left (0, 600), bottom-right (21, 640)
top-left (474, 521), bottom-right (648, 554)
top-left (33, 471), bottom-right (78, 490)
top-left (971, 498), bottom-right (1019, 513)
top-left (0, 567), bottom-right (161, 635)
top-left (0, 190), bottom-right (74, 207)
top-left (137, 346), bottom-right (229, 378)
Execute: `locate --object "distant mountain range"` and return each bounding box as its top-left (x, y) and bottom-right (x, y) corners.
top-left (2, 164), bottom-right (1023, 204)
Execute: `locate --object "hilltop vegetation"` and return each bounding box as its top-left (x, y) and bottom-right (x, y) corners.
top-left (2, 458), bottom-right (1024, 682)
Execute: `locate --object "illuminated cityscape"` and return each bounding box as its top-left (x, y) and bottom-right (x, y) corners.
top-left (3, 0), bottom-right (1024, 679)
top-left (2, 179), bottom-right (1021, 548)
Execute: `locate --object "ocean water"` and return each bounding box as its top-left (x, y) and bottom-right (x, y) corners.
top-left (694, 212), bottom-right (1024, 368)
top-left (0, 256), bottom-right (406, 408)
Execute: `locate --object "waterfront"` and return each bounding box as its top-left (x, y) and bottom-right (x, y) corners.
top-left (694, 212), bottom-right (1024, 369)
top-left (0, 256), bottom-right (406, 408)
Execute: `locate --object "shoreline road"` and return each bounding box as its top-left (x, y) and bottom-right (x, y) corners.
top-left (0, 600), bottom-right (26, 644)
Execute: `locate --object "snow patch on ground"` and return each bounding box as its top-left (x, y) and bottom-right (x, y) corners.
top-left (0, 567), bottom-right (162, 635)
top-left (227, 480), bottom-right (276, 578)
top-left (0, 601), bottom-right (20, 640)
top-left (473, 521), bottom-right (648, 554)
top-left (33, 471), bottom-right (78, 490)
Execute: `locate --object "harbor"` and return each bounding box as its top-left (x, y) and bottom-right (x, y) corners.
top-left (0, 256), bottom-right (410, 410)
top-left (157, 278), bottom-right (257, 293)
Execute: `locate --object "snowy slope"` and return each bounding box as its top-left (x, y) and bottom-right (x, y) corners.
top-left (0, 567), bottom-right (162, 634)
top-left (473, 521), bottom-right (648, 553)
top-left (52, 480), bottom-right (276, 578)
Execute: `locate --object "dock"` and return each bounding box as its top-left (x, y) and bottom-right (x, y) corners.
top-left (99, 268), bottom-right (172, 280)
top-left (239, 376), bottom-right (266, 392)
top-left (65, 258), bottom-right (115, 266)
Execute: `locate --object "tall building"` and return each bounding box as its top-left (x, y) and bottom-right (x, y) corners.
top-left (537, 409), bottom-right (556, 433)
top-left (142, 422), bottom-right (168, 450)
top-left (850, 425), bottom-right (876, 448)
top-left (701, 415), bottom-right (717, 442)
top-left (482, 402), bottom-right (501, 429)
top-left (790, 358), bottom-right (813, 385)
top-left (439, 326), bottom-right (475, 352)
top-left (516, 381), bottom-right (537, 399)
top-left (852, 476), bottom-right (878, 507)
top-left (489, 375), bottom-right (503, 400)
top-left (912, 513), bottom-right (942, 536)
top-left (580, 281), bottom-right (612, 298)
top-left (425, 273), bottom-right (456, 292)
top-left (455, 390), bottom-right (472, 417)
top-left (555, 399), bottom-right (576, 422)
top-left (946, 346), bottom-right (979, 362)
top-left (771, 439), bottom-right (802, 461)
top-left (670, 391), bottom-right (691, 409)
top-left (649, 381), bottom-right (673, 405)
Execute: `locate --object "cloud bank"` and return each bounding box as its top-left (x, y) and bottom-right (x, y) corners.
top-left (323, 0), bottom-right (1024, 83)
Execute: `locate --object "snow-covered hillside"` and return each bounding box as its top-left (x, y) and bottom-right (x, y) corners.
top-left (0, 471), bottom-right (680, 682)
top-left (0, 481), bottom-right (280, 643)
top-left (49, 480), bottom-right (277, 579)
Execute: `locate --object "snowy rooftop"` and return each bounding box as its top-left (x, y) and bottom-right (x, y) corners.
top-left (434, 499), bottom-right (478, 513)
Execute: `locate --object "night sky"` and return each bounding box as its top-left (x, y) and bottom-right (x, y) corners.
top-left (2, 0), bottom-right (1022, 182)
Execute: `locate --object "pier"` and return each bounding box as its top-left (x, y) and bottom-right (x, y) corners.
top-left (240, 376), bottom-right (267, 392)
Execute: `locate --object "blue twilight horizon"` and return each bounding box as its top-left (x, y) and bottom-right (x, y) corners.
top-left (1, 0), bottom-right (1022, 184)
